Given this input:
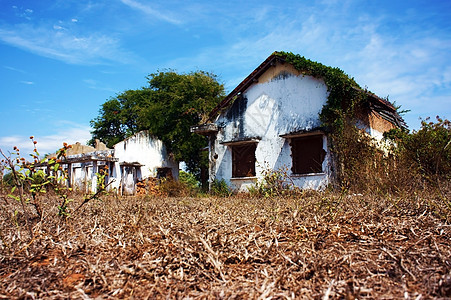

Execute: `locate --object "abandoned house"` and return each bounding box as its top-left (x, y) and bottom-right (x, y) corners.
top-left (112, 130), bottom-right (178, 195)
top-left (40, 140), bottom-right (117, 194)
top-left (192, 52), bottom-right (406, 192)
top-left (40, 131), bottom-right (178, 195)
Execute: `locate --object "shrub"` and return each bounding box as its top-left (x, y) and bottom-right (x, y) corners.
top-left (0, 138), bottom-right (112, 228)
top-left (210, 179), bottom-right (231, 197)
top-left (328, 123), bottom-right (381, 191)
top-left (385, 116), bottom-right (451, 180)
top-left (249, 166), bottom-right (297, 197)
top-left (3, 141), bottom-right (75, 219)
top-left (179, 171), bottom-right (201, 192)
top-left (2, 171), bottom-right (14, 187)
top-left (158, 178), bottom-right (190, 197)
top-left (156, 171), bottom-right (202, 197)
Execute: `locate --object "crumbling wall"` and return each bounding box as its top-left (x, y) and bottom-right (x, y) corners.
top-left (67, 140), bottom-right (109, 156)
top-left (112, 131), bottom-right (179, 193)
top-left (212, 64), bottom-right (331, 192)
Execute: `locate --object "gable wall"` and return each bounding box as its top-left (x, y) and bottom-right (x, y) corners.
top-left (113, 131), bottom-right (179, 184)
top-left (212, 63), bottom-right (332, 191)
top-left (368, 111), bottom-right (397, 140)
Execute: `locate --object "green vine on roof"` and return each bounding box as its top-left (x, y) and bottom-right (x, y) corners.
top-left (274, 51), bottom-right (367, 134)
top-left (274, 51), bottom-right (386, 188)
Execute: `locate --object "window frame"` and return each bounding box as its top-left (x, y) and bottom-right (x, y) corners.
top-left (228, 141), bottom-right (258, 179)
top-left (289, 134), bottom-right (326, 175)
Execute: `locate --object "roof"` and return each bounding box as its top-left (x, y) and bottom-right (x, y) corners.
top-left (208, 53), bottom-right (283, 120)
top-left (356, 88), bottom-right (407, 128)
top-left (207, 52), bottom-right (406, 129)
top-left (34, 150), bottom-right (118, 167)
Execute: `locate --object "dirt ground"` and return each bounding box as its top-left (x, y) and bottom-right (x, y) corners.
top-left (0, 191), bottom-right (450, 299)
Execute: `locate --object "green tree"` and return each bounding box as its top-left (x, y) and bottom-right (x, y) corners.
top-left (90, 89), bottom-right (152, 147)
top-left (90, 70), bottom-right (224, 179)
top-left (90, 98), bottom-right (125, 147)
top-left (141, 71), bottom-right (224, 176)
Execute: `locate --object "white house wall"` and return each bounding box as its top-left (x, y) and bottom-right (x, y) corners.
top-left (111, 131), bottom-right (179, 191)
top-left (212, 66), bottom-right (331, 192)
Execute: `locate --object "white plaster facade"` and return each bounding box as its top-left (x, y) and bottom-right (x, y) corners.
top-left (211, 65), bottom-right (331, 192)
top-left (111, 130), bottom-right (179, 194)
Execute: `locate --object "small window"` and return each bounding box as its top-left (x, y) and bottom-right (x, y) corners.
top-left (157, 167), bottom-right (173, 179)
top-left (232, 143), bottom-right (257, 178)
top-left (291, 135), bottom-right (325, 174)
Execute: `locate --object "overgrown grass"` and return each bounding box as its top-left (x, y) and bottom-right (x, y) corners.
top-left (0, 188), bottom-right (450, 298)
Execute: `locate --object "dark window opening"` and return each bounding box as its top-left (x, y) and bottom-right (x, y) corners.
top-left (232, 143), bottom-right (257, 178)
top-left (157, 167), bottom-right (173, 179)
top-left (291, 135), bottom-right (325, 174)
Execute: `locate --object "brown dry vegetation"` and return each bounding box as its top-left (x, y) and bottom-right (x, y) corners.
top-left (1, 187), bottom-right (450, 299)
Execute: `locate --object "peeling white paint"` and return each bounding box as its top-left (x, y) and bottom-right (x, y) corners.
top-left (111, 131), bottom-right (179, 194)
top-left (113, 131), bottom-right (178, 179)
top-left (211, 68), bottom-right (331, 192)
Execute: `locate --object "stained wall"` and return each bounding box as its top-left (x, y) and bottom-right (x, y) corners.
top-left (211, 64), bottom-right (332, 192)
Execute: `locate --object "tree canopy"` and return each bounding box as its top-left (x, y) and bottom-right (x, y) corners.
top-left (90, 70), bottom-right (225, 177)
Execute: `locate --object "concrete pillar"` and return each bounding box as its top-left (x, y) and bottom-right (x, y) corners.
top-left (67, 163), bottom-right (72, 188)
top-left (91, 161), bottom-right (98, 193)
top-left (208, 134), bottom-right (217, 191)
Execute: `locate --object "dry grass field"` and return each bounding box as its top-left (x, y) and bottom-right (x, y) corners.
top-left (0, 189), bottom-right (450, 299)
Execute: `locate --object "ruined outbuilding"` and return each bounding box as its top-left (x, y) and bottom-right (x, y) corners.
top-left (40, 132), bottom-right (178, 195)
top-left (192, 52), bottom-right (406, 192)
top-left (112, 130), bottom-right (178, 195)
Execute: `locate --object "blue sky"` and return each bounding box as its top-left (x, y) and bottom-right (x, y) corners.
top-left (0, 0), bottom-right (450, 155)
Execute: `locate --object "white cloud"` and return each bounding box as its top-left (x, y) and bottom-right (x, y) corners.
top-left (345, 29), bottom-right (451, 127)
top-left (83, 79), bottom-right (116, 92)
top-left (12, 6), bottom-right (33, 20)
top-left (20, 81), bottom-right (34, 85)
top-left (163, 19), bottom-right (333, 89)
top-left (0, 23), bottom-right (134, 65)
top-left (4, 65), bottom-right (27, 73)
top-left (0, 123), bottom-right (92, 157)
top-left (120, 0), bottom-right (182, 24)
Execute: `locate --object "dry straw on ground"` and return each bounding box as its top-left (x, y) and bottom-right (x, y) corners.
top-left (0, 189), bottom-right (450, 299)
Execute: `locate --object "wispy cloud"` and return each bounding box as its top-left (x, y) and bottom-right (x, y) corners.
top-left (4, 65), bottom-right (27, 73)
top-left (0, 122), bottom-right (92, 156)
top-left (120, 0), bottom-right (182, 25)
top-left (83, 79), bottom-right (116, 92)
top-left (163, 19), bottom-right (329, 89)
top-left (0, 23), bottom-right (134, 65)
top-left (345, 27), bottom-right (451, 128)
top-left (12, 6), bottom-right (33, 20)
top-left (20, 81), bottom-right (34, 85)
